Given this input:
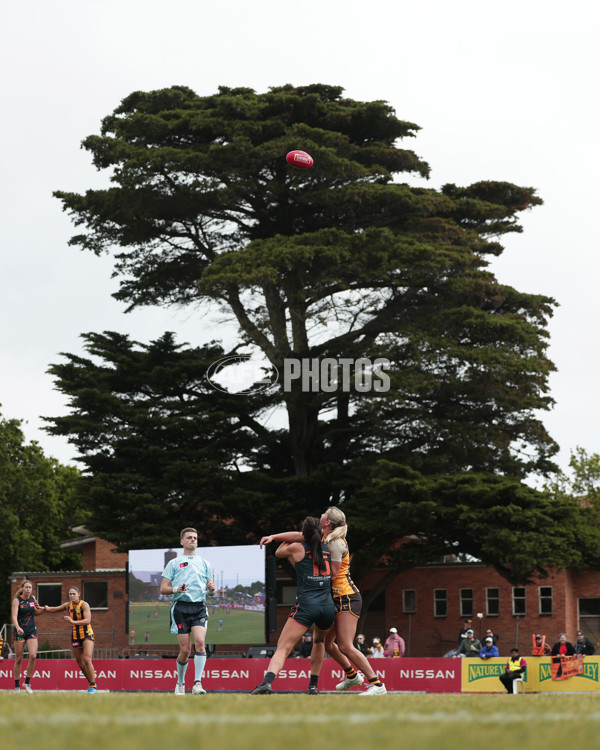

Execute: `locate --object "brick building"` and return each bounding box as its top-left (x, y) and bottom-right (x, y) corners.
top-left (9, 527), bottom-right (130, 653)
top-left (352, 562), bottom-right (600, 657)
top-left (10, 529), bottom-right (600, 658)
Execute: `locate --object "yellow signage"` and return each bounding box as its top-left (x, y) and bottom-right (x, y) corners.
top-left (462, 658), bottom-right (514, 692)
top-left (461, 656), bottom-right (600, 693)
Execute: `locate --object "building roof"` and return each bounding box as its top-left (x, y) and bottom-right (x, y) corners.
top-left (59, 533), bottom-right (97, 550)
top-left (9, 569), bottom-right (125, 580)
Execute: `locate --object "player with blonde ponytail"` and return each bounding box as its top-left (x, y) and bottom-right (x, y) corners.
top-left (259, 507), bottom-right (387, 696)
top-left (317, 507), bottom-right (387, 695)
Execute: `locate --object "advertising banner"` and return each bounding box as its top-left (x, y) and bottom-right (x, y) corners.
top-left (0, 657), bottom-right (461, 693)
top-left (461, 656), bottom-right (600, 693)
top-left (550, 654), bottom-right (584, 680)
top-left (461, 657), bottom-right (517, 693)
top-left (11, 657), bottom-right (600, 693)
top-left (536, 657), bottom-right (598, 692)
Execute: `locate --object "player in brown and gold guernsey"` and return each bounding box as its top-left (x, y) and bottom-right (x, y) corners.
top-left (260, 506), bottom-right (387, 695)
top-left (45, 586), bottom-right (98, 693)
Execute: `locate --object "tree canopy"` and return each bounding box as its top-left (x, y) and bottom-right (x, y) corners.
top-left (0, 408), bottom-right (84, 617)
top-left (48, 84), bottom-right (576, 586)
top-left (45, 331), bottom-right (283, 549)
top-left (54, 83), bottom-right (557, 479)
top-left (545, 446), bottom-right (600, 504)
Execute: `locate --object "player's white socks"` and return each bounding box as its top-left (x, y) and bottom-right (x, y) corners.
top-left (176, 658), bottom-right (188, 684)
top-left (194, 653), bottom-right (207, 682)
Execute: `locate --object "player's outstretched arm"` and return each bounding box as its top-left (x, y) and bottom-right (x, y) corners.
top-left (259, 531), bottom-right (303, 548)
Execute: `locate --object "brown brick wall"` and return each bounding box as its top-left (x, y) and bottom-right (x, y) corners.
top-left (93, 538), bottom-right (128, 570)
top-left (355, 563), bottom-right (589, 657)
top-left (80, 539), bottom-right (128, 571)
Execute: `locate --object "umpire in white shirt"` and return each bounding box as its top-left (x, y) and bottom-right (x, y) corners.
top-left (160, 527), bottom-right (216, 695)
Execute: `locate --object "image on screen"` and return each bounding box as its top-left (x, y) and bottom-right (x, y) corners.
top-left (128, 544), bottom-right (265, 645)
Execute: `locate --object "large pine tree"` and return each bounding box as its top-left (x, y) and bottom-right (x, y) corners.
top-left (47, 84), bottom-right (585, 584)
top-left (55, 84), bottom-right (556, 478)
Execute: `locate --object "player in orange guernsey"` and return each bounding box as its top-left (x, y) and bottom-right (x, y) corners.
top-left (45, 586), bottom-right (98, 693)
top-left (316, 507), bottom-right (386, 695)
top-left (260, 506), bottom-right (386, 695)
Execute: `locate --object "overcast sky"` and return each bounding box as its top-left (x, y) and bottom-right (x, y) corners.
top-left (1, 1), bottom-right (597, 475)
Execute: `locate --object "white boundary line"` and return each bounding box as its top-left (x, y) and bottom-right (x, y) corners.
top-left (2, 710), bottom-right (600, 726)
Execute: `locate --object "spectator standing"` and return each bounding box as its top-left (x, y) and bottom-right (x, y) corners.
top-left (369, 637), bottom-right (385, 658)
top-left (484, 627), bottom-right (499, 647)
top-left (454, 629), bottom-right (481, 658)
top-left (458, 619), bottom-right (473, 643)
top-left (499, 647), bottom-right (526, 692)
top-left (533, 634), bottom-right (551, 656)
top-left (479, 637), bottom-right (499, 659)
top-left (574, 630), bottom-right (595, 655)
top-left (299, 632), bottom-right (314, 658)
top-left (384, 628), bottom-right (405, 658)
top-left (551, 633), bottom-right (575, 656)
top-left (355, 633), bottom-right (369, 655)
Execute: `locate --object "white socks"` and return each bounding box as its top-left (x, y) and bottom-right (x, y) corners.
top-left (176, 658), bottom-right (188, 684)
top-left (194, 653), bottom-right (207, 683)
top-left (176, 653), bottom-right (207, 684)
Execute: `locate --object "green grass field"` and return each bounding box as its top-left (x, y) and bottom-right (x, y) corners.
top-left (1, 693), bottom-right (600, 750)
top-left (128, 603), bottom-right (264, 645)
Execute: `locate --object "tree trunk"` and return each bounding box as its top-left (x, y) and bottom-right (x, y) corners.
top-left (356, 567), bottom-right (402, 635)
top-left (285, 392), bottom-right (322, 477)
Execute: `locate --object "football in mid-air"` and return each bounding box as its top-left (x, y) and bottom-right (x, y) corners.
top-left (286, 150), bottom-right (314, 169)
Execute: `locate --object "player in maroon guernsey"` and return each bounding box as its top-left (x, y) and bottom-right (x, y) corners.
top-left (11, 579), bottom-right (47, 693)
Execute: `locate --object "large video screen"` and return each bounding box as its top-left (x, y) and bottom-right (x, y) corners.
top-left (128, 545), bottom-right (265, 645)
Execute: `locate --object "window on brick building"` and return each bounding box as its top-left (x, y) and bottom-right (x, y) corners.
top-left (579, 598), bottom-right (600, 616)
top-left (83, 581), bottom-right (108, 609)
top-left (434, 589), bottom-right (447, 617)
top-left (486, 587), bottom-right (500, 616)
top-left (36, 583), bottom-right (62, 607)
top-left (460, 588), bottom-right (473, 617)
top-left (579, 599), bottom-right (600, 645)
top-left (539, 586), bottom-right (553, 615)
top-left (403, 589), bottom-right (416, 614)
top-left (512, 587), bottom-right (526, 616)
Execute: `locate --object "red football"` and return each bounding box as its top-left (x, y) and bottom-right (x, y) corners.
top-left (286, 150), bottom-right (314, 169)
